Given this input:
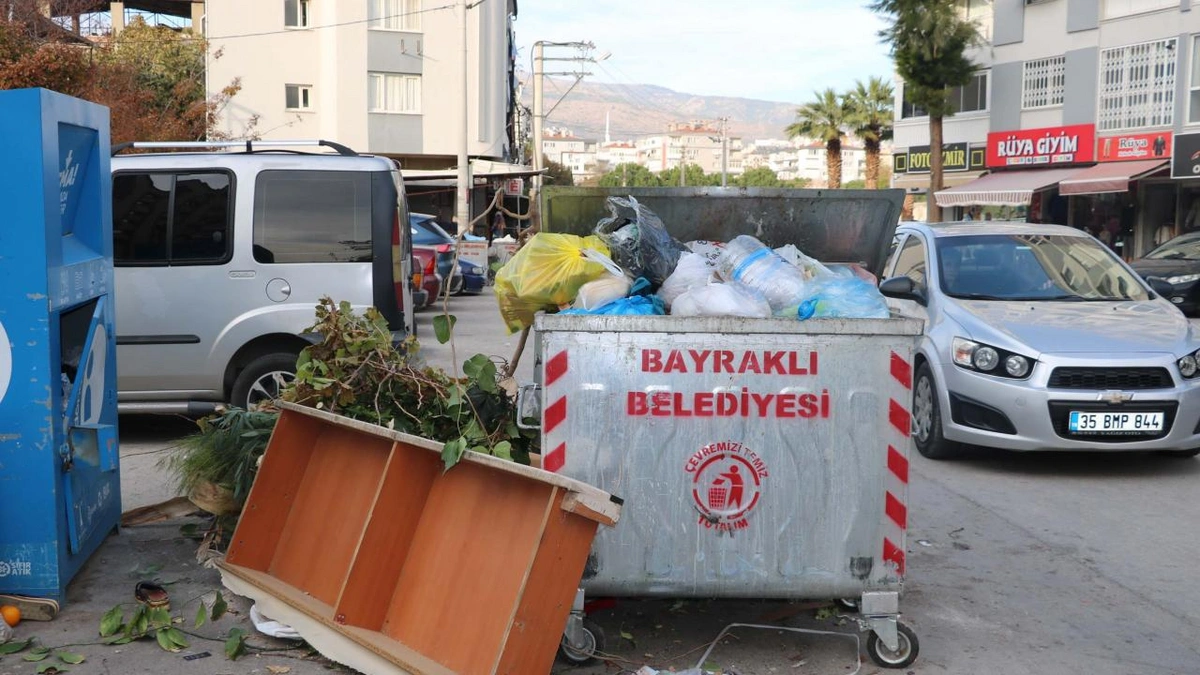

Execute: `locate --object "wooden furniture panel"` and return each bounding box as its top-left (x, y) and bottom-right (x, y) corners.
top-left (334, 441), bottom-right (441, 629)
top-left (222, 404), bottom-right (621, 675)
top-left (269, 425), bottom-right (391, 605)
top-left (494, 502), bottom-right (599, 674)
top-left (383, 461), bottom-right (554, 674)
top-left (226, 411), bottom-right (324, 571)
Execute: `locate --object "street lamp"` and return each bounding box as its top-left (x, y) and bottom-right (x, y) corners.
top-left (531, 41), bottom-right (609, 195)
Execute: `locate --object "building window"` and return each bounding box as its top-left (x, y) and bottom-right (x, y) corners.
top-left (368, 72), bottom-right (421, 113)
top-left (1190, 35), bottom-right (1200, 124)
top-left (1103, 0), bottom-right (1177, 20)
top-left (284, 0), bottom-right (310, 28)
top-left (1023, 56), bottom-right (1066, 109)
top-left (370, 0), bottom-right (421, 31)
top-left (1099, 38), bottom-right (1177, 131)
top-left (900, 72), bottom-right (988, 118)
top-left (285, 84), bottom-right (312, 111)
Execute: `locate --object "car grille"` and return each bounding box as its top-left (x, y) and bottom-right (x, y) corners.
top-left (1048, 367), bottom-right (1174, 390)
top-left (1048, 401), bottom-right (1178, 443)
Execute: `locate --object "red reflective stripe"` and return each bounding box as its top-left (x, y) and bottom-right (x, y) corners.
top-left (890, 352), bottom-right (912, 389)
top-left (887, 445), bottom-right (909, 484)
top-left (884, 538), bottom-right (906, 576)
top-left (885, 492), bottom-right (907, 529)
top-left (544, 442), bottom-right (566, 473)
top-left (889, 399), bottom-right (911, 437)
top-left (544, 397), bottom-right (567, 434)
top-left (546, 351), bottom-right (568, 387)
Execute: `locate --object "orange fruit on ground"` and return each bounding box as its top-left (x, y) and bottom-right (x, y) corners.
top-left (1, 605), bottom-right (19, 627)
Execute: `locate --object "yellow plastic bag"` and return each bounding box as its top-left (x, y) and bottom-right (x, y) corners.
top-left (495, 233), bottom-right (611, 333)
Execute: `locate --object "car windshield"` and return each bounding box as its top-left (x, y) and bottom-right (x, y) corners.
top-left (936, 233), bottom-right (1149, 302)
top-left (1144, 234), bottom-right (1200, 261)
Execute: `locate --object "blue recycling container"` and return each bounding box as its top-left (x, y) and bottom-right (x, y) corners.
top-left (0, 89), bottom-right (121, 602)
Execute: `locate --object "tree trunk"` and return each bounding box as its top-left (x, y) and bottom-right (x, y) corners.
top-left (902, 193), bottom-right (915, 221)
top-left (928, 115), bottom-right (944, 223)
top-left (865, 136), bottom-right (881, 189)
top-left (826, 138), bottom-right (843, 189)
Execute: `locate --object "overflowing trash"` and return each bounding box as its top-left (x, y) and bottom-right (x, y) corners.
top-left (494, 195), bottom-right (893, 329)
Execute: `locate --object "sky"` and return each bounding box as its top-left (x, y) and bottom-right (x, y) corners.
top-left (511, 0), bottom-right (895, 106)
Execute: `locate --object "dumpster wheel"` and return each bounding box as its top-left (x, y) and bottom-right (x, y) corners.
top-left (558, 619), bottom-right (605, 665)
top-left (866, 621), bottom-right (919, 668)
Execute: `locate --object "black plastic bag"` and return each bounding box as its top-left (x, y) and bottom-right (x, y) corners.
top-left (593, 196), bottom-right (687, 288)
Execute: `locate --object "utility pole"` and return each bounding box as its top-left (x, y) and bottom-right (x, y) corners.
top-left (455, 0), bottom-right (471, 235)
top-left (531, 41), bottom-right (609, 199)
top-left (718, 117), bottom-right (730, 188)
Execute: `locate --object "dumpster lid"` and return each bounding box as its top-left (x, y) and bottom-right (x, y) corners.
top-left (540, 187), bottom-right (906, 277)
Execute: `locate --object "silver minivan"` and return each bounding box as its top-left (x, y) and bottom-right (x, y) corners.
top-left (110, 140), bottom-right (413, 414)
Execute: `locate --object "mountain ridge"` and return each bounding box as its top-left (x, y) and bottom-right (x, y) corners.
top-left (524, 77), bottom-right (803, 143)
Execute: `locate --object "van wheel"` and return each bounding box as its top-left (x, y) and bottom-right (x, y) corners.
top-left (230, 353), bottom-right (298, 411)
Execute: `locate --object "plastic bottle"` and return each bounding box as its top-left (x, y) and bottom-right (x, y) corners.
top-left (717, 235), bottom-right (809, 310)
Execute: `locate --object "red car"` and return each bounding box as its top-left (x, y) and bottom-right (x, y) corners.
top-left (411, 246), bottom-right (442, 309)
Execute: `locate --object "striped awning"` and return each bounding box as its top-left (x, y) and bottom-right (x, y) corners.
top-left (891, 171), bottom-right (985, 192)
top-left (1057, 160), bottom-right (1168, 195)
top-left (934, 167), bottom-right (1088, 207)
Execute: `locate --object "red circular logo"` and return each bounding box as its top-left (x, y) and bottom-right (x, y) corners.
top-left (685, 442), bottom-right (767, 532)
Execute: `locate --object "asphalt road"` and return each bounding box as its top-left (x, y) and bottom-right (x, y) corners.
top-left (110, 292), bottom-right (1200, 674)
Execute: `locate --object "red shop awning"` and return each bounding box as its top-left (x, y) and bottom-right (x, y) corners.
top-left (1057, 159), bottom-right (1169, 195)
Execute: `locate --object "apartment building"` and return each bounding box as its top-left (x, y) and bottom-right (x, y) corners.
top-left (204, 0), bottom-right (518, 167)
top-left (634, 122), bottom-right (744, 176)
top-left (893, 0), bottom-right (1200, 258)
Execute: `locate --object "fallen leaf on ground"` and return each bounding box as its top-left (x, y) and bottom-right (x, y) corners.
top-left (266, 666), bottom-right (291, 674)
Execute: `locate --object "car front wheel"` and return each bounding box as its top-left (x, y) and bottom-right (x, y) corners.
top-left (913, 363), bottom-right (959, 460)
top-left (230, 353), bottom-right (297, 411)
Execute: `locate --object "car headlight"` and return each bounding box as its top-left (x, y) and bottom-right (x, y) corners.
top-left (1178, 350), bottom-right (1200, 378)
top-left (471, 266), bottom-right (484, 275)
top-left (952, 337), bottom-right (1035, 379)
top-left (1167, 273), bottom-right (1200, 285)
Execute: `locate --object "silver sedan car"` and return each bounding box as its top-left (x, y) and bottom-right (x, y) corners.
top-left (878, 221), bottom-right (1200, 460)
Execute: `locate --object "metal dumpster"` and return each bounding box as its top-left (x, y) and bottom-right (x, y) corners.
top-left (528, 187), bottom-right (922, 668)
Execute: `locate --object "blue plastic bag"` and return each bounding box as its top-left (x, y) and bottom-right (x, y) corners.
top-left (560, 294), bottom-right (665, 316)
top-left (780, 276), bottom-right (890, 320)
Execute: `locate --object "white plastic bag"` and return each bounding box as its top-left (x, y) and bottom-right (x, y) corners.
top-left (671, 281), bottom-right (772, 318)
top-left (573, 274), bottom-right (632, 310)
top-left (659, 252), bottom-right (715, 308)
top-left (775, 244), bottom-right (835, 280)
top-left (250, 604), bottom-right (302, 640)
top-left (685, 239), bottom-right (726, 266)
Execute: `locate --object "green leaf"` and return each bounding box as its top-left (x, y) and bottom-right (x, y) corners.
top-left (296, 349), bottom-right (312, 369)
top-left (166, 628), bottom-right (189, 649)
top-left (99, 605), bottom-right (124, 637)
top-left (156, 629), bottom-right (182, 652)
top-left (194, 602), bottom-right (207, 628)
top-left (463, 354), bottom-right (497, 392)
top-left (441, 437), bottom-right (467, 471)
top-left (149, 607), bottom-right (172, 629)
top-left (0, 638), bottom-right (31, 654)
top-left (620, 629), bottom-right (636, 646)
top-left (469, 445), bottom-right (487, 454)
top-left (24, 649), bottom-right (51, 662)
top-left (492, 440), bottom-right (513, 460)
top-left (225, 628), bottom-right (247, 660)
top-left (35, 663), bottom-right (62, 674)
top-left (432, 314), bottom-right (457, 344)
top-left (103, 635), bottom-right (133, 645)
top-left (211, 591), bottom-right (228, 621)
top-left (56, 651), bottom-right (85, 665)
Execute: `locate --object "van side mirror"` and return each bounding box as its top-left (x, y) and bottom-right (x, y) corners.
top-left (1146, 276), bottom-right (1173, 299)
top-left (879, 276), bottom-right (926, 305)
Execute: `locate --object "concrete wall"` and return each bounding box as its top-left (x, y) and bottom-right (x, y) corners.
top-left (1063, 47), bottom-right (1099, 125)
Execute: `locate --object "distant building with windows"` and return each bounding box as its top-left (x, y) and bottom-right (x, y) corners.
top-left (892, 0), bottom-right (1200, 259)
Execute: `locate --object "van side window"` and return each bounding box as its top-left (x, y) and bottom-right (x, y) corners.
top-left (893, 235), bottom-right (928, 289)
top-left (253, 170), bottom-right (373, 264)
top-left (112, 171), bottom-right (233, 266)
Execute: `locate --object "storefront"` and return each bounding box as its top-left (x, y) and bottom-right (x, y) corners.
top-left (1171, 132), bottom-right (1200, 250)
top-left (934, 124), bottom-right (1096, 225)
top-left (891, 142), bottom-right (987, 194)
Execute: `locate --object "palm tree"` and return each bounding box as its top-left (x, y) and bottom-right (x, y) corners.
top-left (871, 0), bottom-right (979, 221)
top-left (847, 77), bottom-right (894, 189)
top-left (786, 88), bottom-right (850, 189)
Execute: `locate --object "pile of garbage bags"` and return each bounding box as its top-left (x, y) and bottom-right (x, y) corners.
top-left (494, 196), bottom-right (891, 333)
